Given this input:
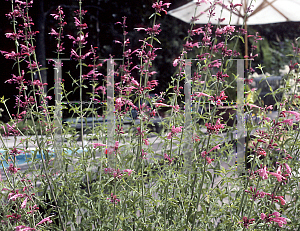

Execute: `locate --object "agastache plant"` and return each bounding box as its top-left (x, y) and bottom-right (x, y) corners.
top-left (1, 0), bottom-right (300, 230)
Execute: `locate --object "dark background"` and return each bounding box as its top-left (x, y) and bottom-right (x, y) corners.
top-left (1, 0), bottom-right (300, 121)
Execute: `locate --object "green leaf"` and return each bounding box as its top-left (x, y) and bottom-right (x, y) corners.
top-left (153, 37), bottom-right (161, 44)
top-left (149, 13), bottom-right (155, 19)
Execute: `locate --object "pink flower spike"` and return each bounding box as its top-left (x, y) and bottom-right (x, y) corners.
top-left (153, 103), bottom-right (172, 107)
top-left (36, 217), bottom-right (53, 227)
top-left (285, 111), bottom-right (300, 121)
top-left (93, 143), bottom-right (106, 148)
top-left (271, 216), bottom-right (287, 227)
top-left (258, 166), bottom-right (268, 180)
top-left (194, 92), bottom-right (212, 98)
top-left (114, 141), bottom-right (119, 150)
top-left (208, 144), bottom-right (220, 153)
top-left (15, 226), bottom-right (36, 231)
top-left (21, 197), bottom-right (28, 209)
top-left (284, 163), bottom-right (291, 174)
top-left (261, 213), bottom-right (266, 220)
top-left (123, 169), bottom-right (134, 176)
top-left (281, 119), bottom-right (293, 126)
top-left (271, 211), bottom-right (280, 217)
top-left (9, 193), bottom-right (24, 201)
top-left (152, 1), bottom-right (171, 14)
top-left (276, 196), bottom-right (286, 205)
top-left (268, 171), bottom-right (283, 182)
top-left (246, 103), bottom-right (263, 110)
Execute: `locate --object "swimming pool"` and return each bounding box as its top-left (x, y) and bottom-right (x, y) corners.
top-left (0, 149), bottom-right (84, 168)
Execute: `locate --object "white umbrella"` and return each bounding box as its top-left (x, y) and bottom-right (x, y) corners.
top-left (169, 0), bottom-right (300, 25)
top-left (169, 0), bottom-right (300, 66)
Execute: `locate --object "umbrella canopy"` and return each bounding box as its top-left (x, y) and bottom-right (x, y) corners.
top-left (169, 0), bottom-right (300, 26)
top-left (169, 0), bottom-right (300, 68)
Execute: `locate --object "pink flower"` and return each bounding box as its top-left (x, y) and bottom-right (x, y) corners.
top-left (114, 141), bottom-right (119, 150)
top-left (206, 156), bottom-right (213, 164)
top-left (205, 118), bottom-right (225, 134)
top-left (201, 151), bottom-right (207, 158)
top-left (268, 166), bottom-right (285, 182)
top-left (275, 196), bottom-right (286, 205)
top-left (258, 166), bottom-right (268, 180)
top-left (285, 111), bottom-right (300, 121)
top-left (194, 92), bottom-right (212, 98)
top-left (269, 212), bottom-right (287, 227)
top-left (93, 143), bottom-right (106, 148)
top-left (152, 1), bottom-right (171, 14)
top-left (183, 41), bottom-right (199, 50)
top-left (21, 197), bottom-right (28, 209)
top-left (272, 217), bottom-right (287, 227)
top-left (242, 216), bottom-right (255, 228)
top-left (143, 139), bottom-right (149, 145)
top-left (74, 17), bottom-right (88, 29)
top-left (208, 144), bottom-right (220, 153)
top-left (131, 78), bottom-right (139, 86)
top-left (173, 105), bottom-right (180, 111)
top-left (153, 103), bottom-right (172, 107)
top-left (15, 226), bottom-right (36, 231)
top-left (104, 168), bottom-right (123, 178)
top-left (171, 126), bottom-right (182, 133)
top-left (164, 153), bottom-right (174, 164)
top-left (215, 27), bottom-right (223, 36)
top-left (36, 217), bottom-right (53, 227)
top-left (284, 163), bottom-right (291, 175)
top-left (246, 103), bottom-right (263, 110)
top-left (223, 25), bottom-right (235, 34)
top-left (281, 119), bottom-right (293, 126)
top-left (167, 126), bottom-right (182, 139)
top-left (70, 48), bottom-right (91, 60)
top-left (8, 164), bottom-right (21, 174)
top-left (210, 91), bottom-right (228, 105)
top-left (167, 132), bottom-right (172, 139)
top-left (49, 28), bottom-right (59, 37)
top-left (173, 58), bottom-right (179, 67)
top-left (245, 187), bottom-right (266, 200)
top-left (123, 169), bottom-right (134, 176)
top-left (257, 148), bottom-right (266, 157)
top-left (108, 193), bottom-right (120, 204)
top-left (261, 213), bottom-right (266, 220)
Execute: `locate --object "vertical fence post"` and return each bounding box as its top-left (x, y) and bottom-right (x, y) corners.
top-left (236, 59), bottom-right (245, 171)
top-left (47, 58), bottom-right (69, 169)
top-left (106, 58), bottom-right (115, 166)
top-left (182, 59), bottom-right (245, 170)
top-left (183, 59), bottom-right (193, 168)
top-left (53, 59), bottom-right (63, 169)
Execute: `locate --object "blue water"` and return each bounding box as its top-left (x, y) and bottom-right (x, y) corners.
top-left (0, 149), bottom-right (83, 168)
